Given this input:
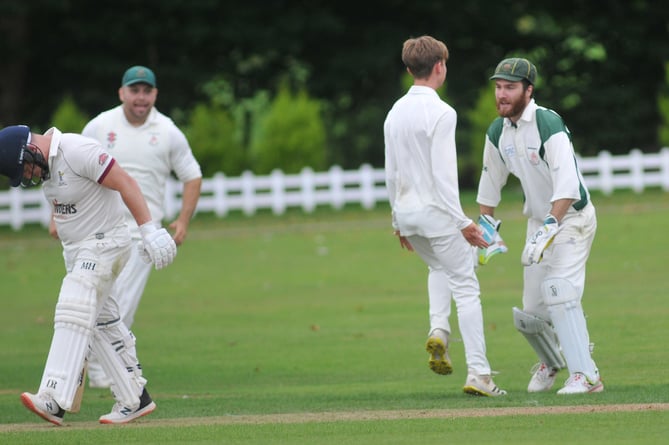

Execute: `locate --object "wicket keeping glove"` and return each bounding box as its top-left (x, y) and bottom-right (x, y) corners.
top-left (477, 214), bottom-right (508, 265)
top-left (521, 214), bottom-right (561, 266)
top-left (139, 222), bottom-right (177, 270)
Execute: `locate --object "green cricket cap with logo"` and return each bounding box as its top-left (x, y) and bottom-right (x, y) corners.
top-left (490, 58), bottom-right (537, 85)
top-left (121, 65), bottom-right (156, 87)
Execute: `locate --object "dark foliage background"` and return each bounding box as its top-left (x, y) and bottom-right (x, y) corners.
top-left (1, 0), bottom-right (668, 182)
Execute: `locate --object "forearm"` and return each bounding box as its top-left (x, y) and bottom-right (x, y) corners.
top-left (479, 204), bottom-right (496, 217)
top-left (548, 198), bottom-right (576, 223)
top-left (176, 178), bottom-right (202, 224)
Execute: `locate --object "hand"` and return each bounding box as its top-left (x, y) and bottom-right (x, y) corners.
top-left (168, 219), bottom-right (187, 246)
top-left (521, 214), bottom-right (561, 266)
top-left (461, 222), bottom-right (488, 249)
top-left (477, 214), bottom-right (508, 265)
top-left (139, 222), bottom-right (177, 270)
top-left (394, 230), bottom-right (414, 251)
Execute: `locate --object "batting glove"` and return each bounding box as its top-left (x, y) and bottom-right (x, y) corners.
top-left (521, 214), bottom-right (561, 266)
top-left (137, 240), bottom-right (152, 264)
top-left (478, 214), bottom-right (508, 265)
top-left (139, 222), bottom-right (177, 270)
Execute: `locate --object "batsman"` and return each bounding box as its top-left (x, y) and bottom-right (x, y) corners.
top-left (476, 58), bottom-right (603, 394)
top-left (0, 125), bottom-right (177, 425)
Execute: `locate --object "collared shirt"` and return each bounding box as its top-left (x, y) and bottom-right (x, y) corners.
top-left (83, 106), bottom-right (202, 228)
top-left (384, 85), bottom-right (472, 237)
top-left (42, 127), bottom-right (126, 245)
top-left (477, 99), bottom-right (589, 221)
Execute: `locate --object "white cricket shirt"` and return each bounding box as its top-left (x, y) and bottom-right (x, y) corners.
top-left (41, 128), bottom-right (126, 245)
top-left (384, 86), bottom-right (472, 237)
top-left (82, 106), bottom-right (202, 228)
top-left (477, 99), bottom-right (590, 221)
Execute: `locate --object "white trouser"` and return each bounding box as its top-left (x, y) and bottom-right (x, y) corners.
top-left (522, 203), bottom-right (598, 375)
top-left (408, 234), bottom-right (491, 375)
top-left (522, 203), bottom-right (596, 317)
top-left (110, 237), bottom-right (153, 328)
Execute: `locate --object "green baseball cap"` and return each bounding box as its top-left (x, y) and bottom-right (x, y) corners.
top-left (121, 65), bottom-right (156, 87)
top-left (490, 58), bottom-right (537, 85)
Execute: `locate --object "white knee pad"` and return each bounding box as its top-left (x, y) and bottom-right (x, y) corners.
top-left (512, 307), bottom-right (566, 370)
top-left (542, 278), bottom-right (597, 381)
top-left (39, 275), bottom-right (97, 410)
top-left (90, 319), bottom-right (145, 409)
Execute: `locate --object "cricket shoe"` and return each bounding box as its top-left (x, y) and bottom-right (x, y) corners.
top-left (527, 362), bottom-right (560, 393)
top-left (463, 373), bottom-right (507, 397)
top-left (425, 330), bottom-right (453, 375)
top-left (20, 392), bottom-right (65, 426)
top-left (99, 388), bottom-right (156, 424)
top-left (557, 372), bottom-right (604, 395)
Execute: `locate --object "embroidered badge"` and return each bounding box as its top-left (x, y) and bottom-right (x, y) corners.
top-left (527, 147), bottom-right (540, 165)
top-left (106, 132), bottom-right (116, 149)
top-left (504, 145), bottom-right (516, 158)
top-left (57, 170), bottom-right (67, 186)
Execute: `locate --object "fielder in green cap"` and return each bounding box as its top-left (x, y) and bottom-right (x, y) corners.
top-left (476, 57), bottom-right (604, 395)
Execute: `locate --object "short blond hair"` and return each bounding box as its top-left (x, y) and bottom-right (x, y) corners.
top-left (401, 35), bottom-right (449, 79)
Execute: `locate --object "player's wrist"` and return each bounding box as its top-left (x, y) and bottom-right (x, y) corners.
top-left (139, 221), bottom-right (159, 238)
top-left (543, 214), bottom-right (558, 226)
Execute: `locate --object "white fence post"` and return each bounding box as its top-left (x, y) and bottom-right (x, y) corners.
top-left (271, 169), bottom-right (286, 215)
top-left (301, 167), bottom-right (315, 213)
top-left (599, 151), bottom-right (613, 195)
top-left (661, 148), bottom-right (669, 191)
top-left (241, 171), bottom-right (256, 216)
top-left (329, 165), bottom-right (344, 210)
top-left (630, 149), bottom-right (644, 193)
top-left (1, 151), bottom-right (668, 230)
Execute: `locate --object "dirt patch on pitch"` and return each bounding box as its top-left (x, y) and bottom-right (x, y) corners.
top-left (2, 403), bottom-right (667, 432)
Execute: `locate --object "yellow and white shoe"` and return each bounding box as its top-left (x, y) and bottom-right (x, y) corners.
top-left (463, 373), bottom-right (507, 397)
top-left (425, 330), bottom-right (453, 375)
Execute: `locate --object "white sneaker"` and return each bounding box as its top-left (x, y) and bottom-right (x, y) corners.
top-left (463, 373), bottom-right (507, 397)
top-left (425, 330), bottom-right (452, 375)
top-left (527, 362), bottom-right (560, 392)
top-left (557, 372), bottom-right (604, 394)
top-left (99, 388), bottom-right (156, 424)
top-left (20, 392), bottom-right (65, 426)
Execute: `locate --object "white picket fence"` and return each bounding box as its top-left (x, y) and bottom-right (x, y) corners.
top-left (1, 148), bottom-right (668, 230)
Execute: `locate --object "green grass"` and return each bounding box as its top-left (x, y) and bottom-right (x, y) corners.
top-left (1, 189), bottom-right (668, 444)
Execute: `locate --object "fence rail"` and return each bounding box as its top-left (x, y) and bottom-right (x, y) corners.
top-left (1, 149), bottom-right (668, 230)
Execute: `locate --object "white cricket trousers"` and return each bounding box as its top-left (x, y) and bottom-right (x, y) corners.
top-left (522, 202), bottom-right (597, 318)
top-left (407, 233), bottom-right (492, 375)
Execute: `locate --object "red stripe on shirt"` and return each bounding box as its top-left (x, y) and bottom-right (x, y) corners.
top-left (98, 158), bottom-right (116, 184)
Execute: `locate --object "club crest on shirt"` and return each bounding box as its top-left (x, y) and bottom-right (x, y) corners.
top-left (57, 170), bottom-right (67, 186)
top-left (527, 147), bottom-right (541, 165)
top-left (504, 145), bottom-right (516, 159)
top-left (149, 133), bottom-right (159, 146)
top-left (98, 153), bottom-right (109, 166)
top-left (106, 131), bottom-right (116, 149)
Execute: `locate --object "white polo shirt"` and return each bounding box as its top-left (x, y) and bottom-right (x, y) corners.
top-left (83, 106), bottom-right (202, 228)
top-left (41, 128), bottom-right (126, 245)
top-left (477, 99), bottom-right (589, 221)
